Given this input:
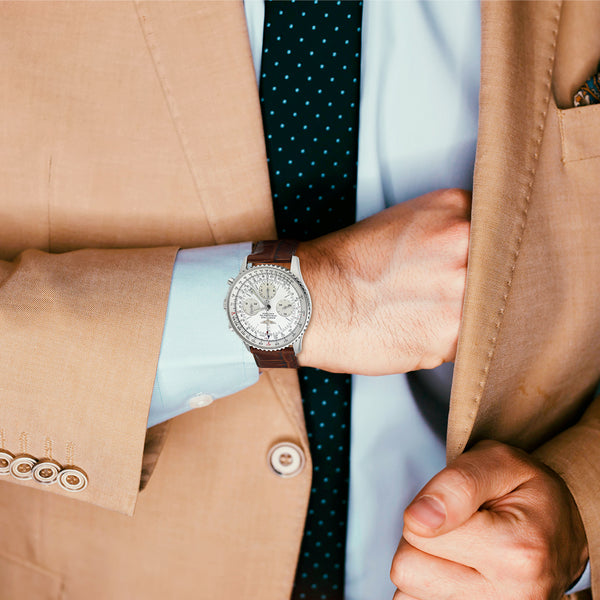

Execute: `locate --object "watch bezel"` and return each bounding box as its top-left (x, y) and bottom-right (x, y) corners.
top-left (226, 264), bottom-right (312, 352)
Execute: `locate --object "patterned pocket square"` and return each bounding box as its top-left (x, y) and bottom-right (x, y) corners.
top-left (573, 61), bottom-right (600, 107)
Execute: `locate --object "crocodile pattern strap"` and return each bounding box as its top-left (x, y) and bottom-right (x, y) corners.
top-left (249, 239), bottom-right (299, 269)
top-left (251, 346), bottom-right (299, 369)
top-left (248, 240), bottom-right (300, 368)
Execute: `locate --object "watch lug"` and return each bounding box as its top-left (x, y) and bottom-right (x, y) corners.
top-left (241, 256), bottom-right (249, 271)
top-left (291, 255), bottom-right (310, 300)
top-left (290, 255), bottom-right (301, 276)
top-left (293, 337), bottom-right (303, 355)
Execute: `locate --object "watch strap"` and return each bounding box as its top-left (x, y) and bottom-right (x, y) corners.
top-left (248, 239), bottom-right (301, 369)
top-left (251, 346), bottom-right (299, 369)
top-left (249, 239), bottom-right (299, 269)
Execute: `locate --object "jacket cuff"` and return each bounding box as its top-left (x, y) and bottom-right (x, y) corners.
top-left (533, 392), bottom-right (600, 600)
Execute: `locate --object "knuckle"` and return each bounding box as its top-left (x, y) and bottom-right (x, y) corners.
top-left (475, 440), bottom-right (520, 462)
top-left (507, 529), bottom-right (553, 584)
top-left (479, 441), bottom-right (535, 476)
top-left (389, 556), bottom-right (407, 588)
top-left (515, 543), bottom-right (551, 582)
top-left (437, 221), bottom-right (470, 267)
top-left (417, 354), bottom-right (445, 371)
top-left (447, 218), bottom-right (471, 240)
top-left (390, 543), bottom-right (418, 590)
top-left (439, 466), bottom-right (480, 503)
top-left (441, 187), bottom-right (471, 212)
top-left (449, 220), bottom-right (471, 257)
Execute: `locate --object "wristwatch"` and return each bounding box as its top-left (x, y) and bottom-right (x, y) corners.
top-left (224, 240), bottom-right (312, 368)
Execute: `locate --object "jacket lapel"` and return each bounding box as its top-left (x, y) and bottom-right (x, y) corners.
top-left (447, 0), bottom-right (563, 461)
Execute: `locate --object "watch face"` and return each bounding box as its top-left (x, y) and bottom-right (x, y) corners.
top-left (226, 265), bottom-right (311, 351)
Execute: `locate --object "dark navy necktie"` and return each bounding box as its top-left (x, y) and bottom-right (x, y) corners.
top-left (259, 2), bottom-right (363, 598)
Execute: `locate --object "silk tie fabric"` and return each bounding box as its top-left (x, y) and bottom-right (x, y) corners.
top-left (259, 2), bottom-right (363, 598)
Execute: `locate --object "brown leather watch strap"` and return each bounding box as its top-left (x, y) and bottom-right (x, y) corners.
top-left (249, 240), bottom-right (299, 269)
top-left (247, 240), bottom-right (300, 369)
top-left (251, 346), bottom-right (299, 369)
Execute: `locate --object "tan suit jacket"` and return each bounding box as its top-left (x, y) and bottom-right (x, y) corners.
top-left (0, 1), bottom-right (599, 598)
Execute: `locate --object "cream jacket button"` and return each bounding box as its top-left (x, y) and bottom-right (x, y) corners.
top-left (32, 460), bottom-right (62, 485)
top-left (10, 456), bottom-right (37, 480)
top-left (0, 450), bottom-right (15, 475)
top-left (188, 393), bottom-right (214, 409)
top-left (58, 468), bottom-right (88, 492)
top-left (268, 442), bottom-right (305, 478)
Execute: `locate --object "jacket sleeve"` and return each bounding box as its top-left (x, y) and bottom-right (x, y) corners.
top-left (0, 246), bottom-right (178, 515)
top-left (533, 389), bottom-right (600, 600)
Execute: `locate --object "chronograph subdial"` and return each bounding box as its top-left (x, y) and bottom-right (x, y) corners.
top-left (242, 298), bottom-right (262, 316)
top-left (259, 282), bottom-right (278, 301)
top-left (276, 299), bottom-right (295, 317)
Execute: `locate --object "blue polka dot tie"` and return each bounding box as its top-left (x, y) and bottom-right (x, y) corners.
top-left (259, 2), bottom-right (363, 598)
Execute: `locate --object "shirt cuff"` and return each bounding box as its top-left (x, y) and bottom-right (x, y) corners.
top-left (566, 560), bottom-right (591, 594)
top-left (148, 242), bottom-right (258, 427)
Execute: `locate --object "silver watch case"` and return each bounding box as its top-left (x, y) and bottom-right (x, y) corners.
top-left (224, 256), bottom-right (312, 353)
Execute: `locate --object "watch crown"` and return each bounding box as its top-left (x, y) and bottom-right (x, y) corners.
top-left (227, 277), bottom-right (235, 285)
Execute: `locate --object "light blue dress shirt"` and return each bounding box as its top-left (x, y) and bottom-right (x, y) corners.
top-left (149, 1), bottom-right (590, 596)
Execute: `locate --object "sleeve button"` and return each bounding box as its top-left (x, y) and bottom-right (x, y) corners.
top-left (58, 468), bottom-right (88, 492)
top-left (188, 393), bottom-right (215, 409)
top-left (33, 460), bottom-right (62, 485)
top-left (10, 456), bottom-right (38, 480)
top-left (0, 450), bottom-right (15, 475)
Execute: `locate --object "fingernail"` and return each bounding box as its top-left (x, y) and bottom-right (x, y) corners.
top-left (407, 495), bottom-right (446, 529)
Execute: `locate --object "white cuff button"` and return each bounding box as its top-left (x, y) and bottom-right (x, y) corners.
top-left (10, 456), bottom-right (37, 480)
top-left (33, 461), bottom-right (61, 485)
top-left (0, 450), bottom-right (15, 475)
top-left (188, 393), bottom-right (215, 409)
top-left (58, 468), bottom-right (88, 492)
top-left (268, 442), bottom-right (305, 478)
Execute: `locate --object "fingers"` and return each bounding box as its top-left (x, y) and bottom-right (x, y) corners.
top-left (396, 443), bottom-right (589, 599)
top-left (390, 538), bottom-right (487, 599)
top-left (402, 509), bottom-right (500, 569)
top-left (403, 441), bottom-right (536, 537)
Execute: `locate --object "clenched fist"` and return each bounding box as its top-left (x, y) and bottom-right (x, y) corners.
top-left (297, 188), bottom-right (470, 375)
top-left (391, 440), bottom-right (589, 599)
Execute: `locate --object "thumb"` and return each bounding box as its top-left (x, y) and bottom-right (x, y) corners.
top-left (404, 441), bottom-right (535, 537)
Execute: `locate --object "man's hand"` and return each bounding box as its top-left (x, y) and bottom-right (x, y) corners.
top-left (296, 188), bottom-right (470, 375)
top-left (390, 440), bottom-right (589, 599)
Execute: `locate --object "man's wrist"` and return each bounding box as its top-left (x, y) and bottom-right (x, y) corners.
top-left (295, 240), bottom-right (344, 370)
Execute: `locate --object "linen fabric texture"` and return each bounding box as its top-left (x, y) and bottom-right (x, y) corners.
top-left (0, 2), bottom-right (599, 599)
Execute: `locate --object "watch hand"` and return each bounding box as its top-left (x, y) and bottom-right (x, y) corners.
top-left (250, 287), bottom-right (268, 308)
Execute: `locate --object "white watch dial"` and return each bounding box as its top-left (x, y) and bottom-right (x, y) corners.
top-left (226, 265), bottom-right (311, 351)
